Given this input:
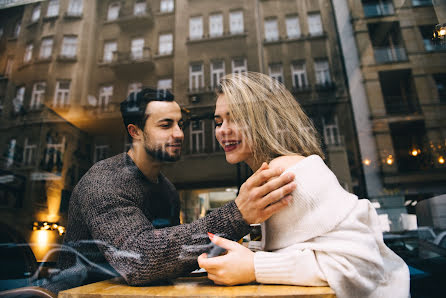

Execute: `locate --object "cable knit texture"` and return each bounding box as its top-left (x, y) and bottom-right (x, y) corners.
top-left (57, 153), bottom-right (251, 289)
top-left (254, 155), bottom-right (410, 298)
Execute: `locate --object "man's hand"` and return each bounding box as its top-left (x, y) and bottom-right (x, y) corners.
top-left (198, 234), bottom-right (255, 286)
top-left (235, 163), bottom-right (296, 224)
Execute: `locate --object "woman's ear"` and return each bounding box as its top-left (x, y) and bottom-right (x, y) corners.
top-left (127, 124), bottom-right (142, 141)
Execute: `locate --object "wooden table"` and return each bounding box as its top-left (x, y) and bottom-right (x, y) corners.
top-left (59, 276), bottom-right (335, 298)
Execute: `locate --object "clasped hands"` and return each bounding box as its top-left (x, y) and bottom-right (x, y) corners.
top-left (198, 162), bottom-right (296, 285)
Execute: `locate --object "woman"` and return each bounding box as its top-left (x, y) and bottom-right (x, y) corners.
top-left (198, 72), bottom-right (409, 298)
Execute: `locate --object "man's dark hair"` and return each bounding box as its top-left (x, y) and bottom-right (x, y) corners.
top-left (120, 87), bottom-right (175, 142)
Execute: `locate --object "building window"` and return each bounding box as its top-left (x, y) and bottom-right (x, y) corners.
top-left (159, 33), bottom-right (173, 55)
top-left (31, 4), bottom-right (41, 22)
top-left (61, 36), bottom-right (77, 58)
top-left (0, 27), bottom-right (3, 38)
top-left (209, 13), bottom-right (223, 37)
top-left (368, 22), bottom-right (407, 64)
top-left (46, 0), bottom-right (59, 17)
top-left (160, 0), bottom-right (174, 13)
top-left (286, 16), bottom-right (301, 39)
top-left (362, 0), bottom-right (394, 17)
top-left (269, 63), bottom-right (283, 83)
top-left (128, 82), bottom-right (142, 95)
top-left (212, 123), bottom-right (222, 152)
top-left (95, 145), bottom-right (109, 162)
top-left (323, 117), bottom-right (341, 146)
top-left (30, 82), bottom-right (46, 110)
top-left (264, 18), bottom-right (279, 42)
top-left (99, 85), bottom-right (113, 111)
top-left (229, 10), bottom-right (244, 34)
top-left (420, 25), bottom-right (442, 52)
top-left (232, 58), bottom-right (247, 74)
top-left (13, 86), bottom-right (25, 113)
top-left (23, 138), bottom-right (36, 166)
top-left (107, 2), bottom-right (120, 21)
top-left (24, 43), bottom-right (33, 63)
top-left (68, 0), bottom-right (83, 16)
top-left (131, 38), bottom-right (144, 60)
top-left (157, 79), bottom-right (172, 92)
top-left (54, 80), bottom-right (70, 107)
top-left (211, 60), bottom-right (225, 88)
top-left (308, 13), bottom-right (323, 36)
top-left (44, 136), bottom-right (65, 172)
top-left (433, 74), bottom-right (446, 103)
top-left (6, 139), bottom-right (16, 168)
top-left (189, 16), bottom-right (203, 40)
top-left (412, 0), bottom-right (432, 6)
top-left (39, 37), bottom-right (53, 59)
top-left (14, 22), bottom-right (21, 38)
top-left (291, 62), bottom-right (308, 89)
top-left (189, 63), bottom-right (204, 91)
top-left (103, 41), bottom-right (117, 62)
top-left (5, 58), bottom-right (13, 77)
top-left (190, 120), bottom-right (205, 154)
top-left (314, 60), bottom-right (331, 85)
top-left (134, 0), bottom-right (146, 16)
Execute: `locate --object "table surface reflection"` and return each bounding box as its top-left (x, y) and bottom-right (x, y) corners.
top-left (58, 276), bottom-right (336, 298)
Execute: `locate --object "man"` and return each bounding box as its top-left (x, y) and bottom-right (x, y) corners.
top-left (52, 88), bottom-right (296, 291)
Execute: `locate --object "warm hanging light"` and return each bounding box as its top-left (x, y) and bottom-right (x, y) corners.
top-left (32, 221), bottom-right (65, 236)
top-left (410, 149), bottom-right (421, 157)
top-left (386, 155), bottom-right (394, 165)
top-left (439, 156), bottom-right (445, 165)
top-left (363, 159), bottom-right (371, 166)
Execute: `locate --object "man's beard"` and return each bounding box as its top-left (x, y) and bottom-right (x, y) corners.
top-left (144, 144), bottom-right (181, 162)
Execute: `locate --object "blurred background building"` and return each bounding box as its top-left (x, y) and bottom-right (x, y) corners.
top-left (0, 0), bottom-right (445, 266)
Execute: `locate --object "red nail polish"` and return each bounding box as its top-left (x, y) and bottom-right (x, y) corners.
top-left (207, 232), bottom-right (215, 240)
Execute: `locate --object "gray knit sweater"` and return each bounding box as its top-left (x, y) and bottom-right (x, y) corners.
top-left (57, 153), bottom-right (251, 287)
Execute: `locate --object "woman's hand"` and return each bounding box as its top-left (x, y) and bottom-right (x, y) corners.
top-left (198, 233), bottom-right (256, 286)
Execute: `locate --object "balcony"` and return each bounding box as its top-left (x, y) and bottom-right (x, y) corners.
top-left (363, 1), bottom-right (394, 17)
top-left (383, 95), bottom-right (421, 115)
top-left (112, 9), bottom-right (153, 30)
top-left (374, 46), bottom-right (407, 64)
top-left (107, 48), bottom-right (154, 74)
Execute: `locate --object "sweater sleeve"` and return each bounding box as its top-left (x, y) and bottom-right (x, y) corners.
top-left (254, 248), bottom-right (328, 286)
top-left (79, 188), bottom-right (251, 285)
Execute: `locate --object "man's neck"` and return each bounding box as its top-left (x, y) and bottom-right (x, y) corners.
top-left (127, 147), bottom-right (161, 183)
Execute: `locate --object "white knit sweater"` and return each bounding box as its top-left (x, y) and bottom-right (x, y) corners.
top-left (254, 155), bottom-right (410, 298)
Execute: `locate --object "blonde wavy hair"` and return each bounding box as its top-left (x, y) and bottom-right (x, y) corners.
top-left (216, 71), bottom-right (324, 164)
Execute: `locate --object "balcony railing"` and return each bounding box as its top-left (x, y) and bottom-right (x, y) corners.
top-left (363, 1), bottom-right (394, 17)
top-left (383, 95), bottom-right (421, 115)
top-left (111, 48), bottom-right (152, 65)
top-left (374, 46), bottom-right (407, 64)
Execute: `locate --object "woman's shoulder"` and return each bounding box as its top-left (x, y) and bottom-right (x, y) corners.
top-left (269, 154), bottom-right (319, 171)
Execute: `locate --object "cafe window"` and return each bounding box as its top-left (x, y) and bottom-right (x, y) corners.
top-left (68, 0), bottom-right (83, 16)
top-left (99, 85), bottom-right (113, 111)
top-left (269, 63), bottom-right (283, 83)
top-left (61, 36), bottom-right (77, 58)
top-left (189, 16), bottom-right (203, 40)
top-left (286, 16), bottom-right (301, 39)
top-left (264, 18), bottom-right (279, 42)
top-left (291, 62), bottom-right (308, 89)
top-left (134, 0), bottom-right (146, 16)
top-left (46, 0), bottom-right (59, 17)
top-left (131, 38), bottom-right (144, 60)
top-left (54, 80), bottom-right (71, 107)
top-left (24, 43), bottom-right (33, 63)
top-left (211, 60), bottom-right (225, 88)
top-left (107, 2), bottom-right (120, 21)
top-left (39, 37), bottom-right (53, 59)
top-left (160, 0), bottom-right (174, 13)
top-left (30, 82), bottom-right (46, 110)
top-left (31, 4), bottom-right (41, 22)
top-left (229, 10), bottom-right (244, 34)
top-left (209, 13), bottom-right (223, 37)
top-left (158, 33), bottom-right (173, 55)
top-left (308, 13), bottom-right (323, 36)
top-left (189, 63), bottom-right (204, 91)
top-left (103, 41), bottom-right (117, 63)
top-left (232, 58), bottom-right (247, 74)
top-left (190, 120), bottom-right (205, 154)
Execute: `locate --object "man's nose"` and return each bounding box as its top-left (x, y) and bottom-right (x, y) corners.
top-left (173, 124), bottom-right (184, 139)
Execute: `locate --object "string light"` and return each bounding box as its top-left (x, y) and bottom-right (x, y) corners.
top-left (363, 159), bottom-right (371, 166)
top-left (386, 155), bottom-right (394, 165)
top-left (439, 156), bottom-right (445, 165)
top-left (410, 149), bottom-right (421, 157)
top-left (32, 221), bottom-right (65, 236)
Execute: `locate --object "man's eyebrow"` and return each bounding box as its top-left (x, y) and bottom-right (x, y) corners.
top-left (157, 118), bottom-right (174, 123)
